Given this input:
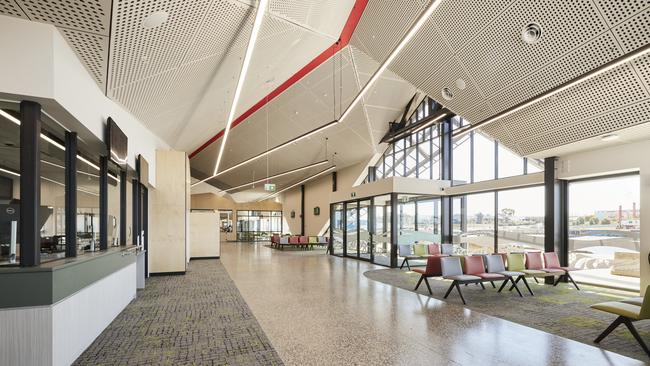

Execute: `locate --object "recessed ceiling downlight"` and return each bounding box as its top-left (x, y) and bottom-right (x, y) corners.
top-left (142, 11), bottom-right (169, 29)
top-left (601, 134), bottom-right (619, 142)
top-left (521, 23), bottom-right (542, 44)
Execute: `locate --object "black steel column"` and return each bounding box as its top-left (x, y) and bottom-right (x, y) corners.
top-left (19, 101), bottom-right (41, 266)
top-left (300, 184), bottom-right (305, 236)
top-left (65, 132), bottom-right (77, 257)
top-left (329, 204), bottom-right (335, 255)
top-left (440, 117), bottom-right (452, 243)
top-left (342, 202), bottom-right (347, 257)
top-left (132, 178), bottom-right (140, 246)
top-left (494, 191), bottom-right (499, 254)
top-left (119, 170), bottom-right (127, 246)
top-left (143, 186), bottom-right (149, 276)
top-left (99, 156), bottom-right (108, 250)
top-left (544, 157), bottom-right (568, 283)
top-left (332, 172), bottom-right (337, 192)
top-left (369, 197), bottom-right (375, 262)
top-left (390, 192), bottom-right (398, 268)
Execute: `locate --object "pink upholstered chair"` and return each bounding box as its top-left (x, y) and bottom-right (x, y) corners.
top-left (544, 252), bottom-right (580, 290)
top-left (413, 255), bottom-right (444, 295)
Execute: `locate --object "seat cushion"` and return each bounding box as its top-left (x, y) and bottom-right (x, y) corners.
top-left (477, 273), bottom-right (506, 280)
top-left (522, 269), bottom-right (547, 276)
top-left (621, 297), bottom-right (643, 306)
top-left (542, 268), bottom-right (566, 274)
top-left (591, 301), bottom-right (641, 320)
top-left (444, 274), bottom-right (481, 281)
top-left (499, 271), bottom-right (524, 277)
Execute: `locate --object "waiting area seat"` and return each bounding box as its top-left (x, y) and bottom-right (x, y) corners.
top-left (399, 243), bottom-right (441, 270)
top-left (439, 256), bottom-right (524, 305)
top-left (591, 285), bottom-right (650, 357)
top-left (271, 234), bottom-right (329, 250)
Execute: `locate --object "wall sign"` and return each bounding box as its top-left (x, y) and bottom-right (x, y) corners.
top-left (314, 207), bottom-right (320, 216)
top-left (290, 210), bottom-right (295, 218)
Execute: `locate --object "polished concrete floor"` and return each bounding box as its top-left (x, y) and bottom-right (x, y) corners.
top-left (221, 242), bottom-right (644, 366)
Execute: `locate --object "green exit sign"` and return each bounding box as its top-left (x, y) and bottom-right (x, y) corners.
top-left (264, 183), bottom-right (276, 192)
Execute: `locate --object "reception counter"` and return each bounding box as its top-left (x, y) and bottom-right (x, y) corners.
top-left (0, 246), bottom-right (140, 366)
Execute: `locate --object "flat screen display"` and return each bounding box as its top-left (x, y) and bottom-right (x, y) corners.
top-left (107, 117), bottom-right (128, 168)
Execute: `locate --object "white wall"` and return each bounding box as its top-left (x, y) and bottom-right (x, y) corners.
top-left (190, 212), bottom-right (220, 258)
top-left (0, 15), bottom-right (169, 186)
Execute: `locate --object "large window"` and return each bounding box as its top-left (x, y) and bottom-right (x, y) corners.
top-left (497, 186), bottom-right (545, 253)
top-left (568, 175), bottom-right (640, 291)
top-left (0, 107), bottom-right (21, 265)
top-left (461, 192), bottom-right (495, 254)
top-left (473, 132), bottom-right (495, 182)
top-left (236, 210), bottom-right (282, 241)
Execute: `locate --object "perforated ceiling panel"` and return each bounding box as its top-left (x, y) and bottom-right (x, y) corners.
top-left (0, 0), bottom-right (26, 18)
top-left (353, 0), bottom-right (650, 156)
top-left (108, 0), bottom-right (211, 90)
top-left (0, 0), bottom-right (110, 91)
top-left (350, 0), bottom-right (425, 64)
top-left (268, 0), bottom-right (355, 40)
top-left (596, 0), bottom-right (650, 27)
top-left (15, 0), bottom-right (111, 35)
top-left (59, 28), bottom-right (109, 88)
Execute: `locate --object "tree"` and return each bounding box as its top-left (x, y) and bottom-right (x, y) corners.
top-left (589, 217), bottom-right (599, 225)
top-left (501, 208), bottom-right (515, 223)
top-left (601, 218), bottom-right (611, 225)
top-left (576, 217), bottom-right (585, 225)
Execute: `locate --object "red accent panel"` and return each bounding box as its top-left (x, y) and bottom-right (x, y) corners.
top-left (189, 0), bottom-right (369, 159)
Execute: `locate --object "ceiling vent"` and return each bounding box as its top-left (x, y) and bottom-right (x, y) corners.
top-left (521, 23), bottom-right (543, 44)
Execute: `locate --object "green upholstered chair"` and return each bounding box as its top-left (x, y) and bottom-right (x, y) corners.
top-left (413, 244), bottom-right (428, 257)
top-left (591, 286), bottom-right (650, 357)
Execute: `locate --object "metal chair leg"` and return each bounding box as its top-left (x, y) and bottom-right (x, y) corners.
top-left (498, 279), bottom-right (510, 293)
top-left (553, 275), bottom-right (563, 286)
top-left (623, 318), bottom-right (650, 357)
top-left (521, 276), bottom-right (534, 296)
top-left (490, 281), bottom-right (496, 288)
top-left (567, 273), bottom-right (580, 290)
top-left (455, 283), bottom-right (467, 305)
top-left (595, 316), bottom-right (625, 343)
top-left (479, 282), bottom-right (486, 290)
top-left (400, 258), bottom-right (406, 269)
top-left (415, 276), bottom-right (423, 291)
top-left (533, 277), bottom-right (539, 284)
top-left (424, 277), bottom-right (433, 295)
top-left (510, 277), bottom-right (523, 297)
top-left (443, 281), bottom-right (456, 299)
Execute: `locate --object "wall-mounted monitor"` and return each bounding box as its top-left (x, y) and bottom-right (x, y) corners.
top-left (107, 117), bottom-right (128, 168)
top-left (138, 154), bottom-right (149, 187)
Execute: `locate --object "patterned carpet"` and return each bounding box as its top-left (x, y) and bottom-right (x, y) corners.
top-left (73, 260), bottom-right (284, 366)
top-left (365, 268), bottom-right (649, 362)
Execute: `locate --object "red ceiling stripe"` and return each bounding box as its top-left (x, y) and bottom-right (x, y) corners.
top-left (189, 0), bottom-right (369, 159)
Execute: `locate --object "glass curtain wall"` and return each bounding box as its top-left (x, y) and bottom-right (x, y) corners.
top-left (460, 192), bottom-right (495, 255)
top-left (568, 175), bottom-right (640, 291)
top-left (39, 130), bottom-right (67, 262)
top-left (359, 200), bottom-right (371, 260)
top-left (76, 156), bottom-right (100, 253)
top-left (497, 186), bottom-right (545, 253)
top-left (236, 210), bottom-right (282, 241)
top-left (107, 161), bottom-right (121, 247)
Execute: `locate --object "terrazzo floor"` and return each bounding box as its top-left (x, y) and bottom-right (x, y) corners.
top-left (220, 242), bottom-right (645, 366)
top-left (73, 259), bottom-right (283, 366)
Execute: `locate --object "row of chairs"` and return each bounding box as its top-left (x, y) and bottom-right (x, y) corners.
top-left (399, 243), bottom-right (453, 270)
top-left (412, 252), bottom-right (579, 304)
top-left (270, 234), bottom-right (329, 250)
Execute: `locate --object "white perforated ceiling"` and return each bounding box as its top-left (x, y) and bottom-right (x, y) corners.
top-left (0, 0), bottom-right (111, 90)
top-left (353, 0), bottom-right (650, 156)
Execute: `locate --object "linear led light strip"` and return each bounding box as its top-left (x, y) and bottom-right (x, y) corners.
top-left (224, 159), bottom-right (329, 192)
top-left (192, 120), bottom-right (338, 187)
top-left (213, 0), bottom-right (269, 176)
top-left (0, 109), bottom-right (118, 182)
top-left (0, 167), bottom-right (99, 196)
top-left (258, 165), bottom-right (336, 201)
top-left (453, 42), bottom-right (650, 137)
top-left (339, 0), bottom-right (444, 122)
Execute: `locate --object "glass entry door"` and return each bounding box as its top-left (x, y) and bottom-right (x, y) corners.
top-left (345, 203), bottom-right (358, 257)
top-left (359, 200), bottom-right (372, 261)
